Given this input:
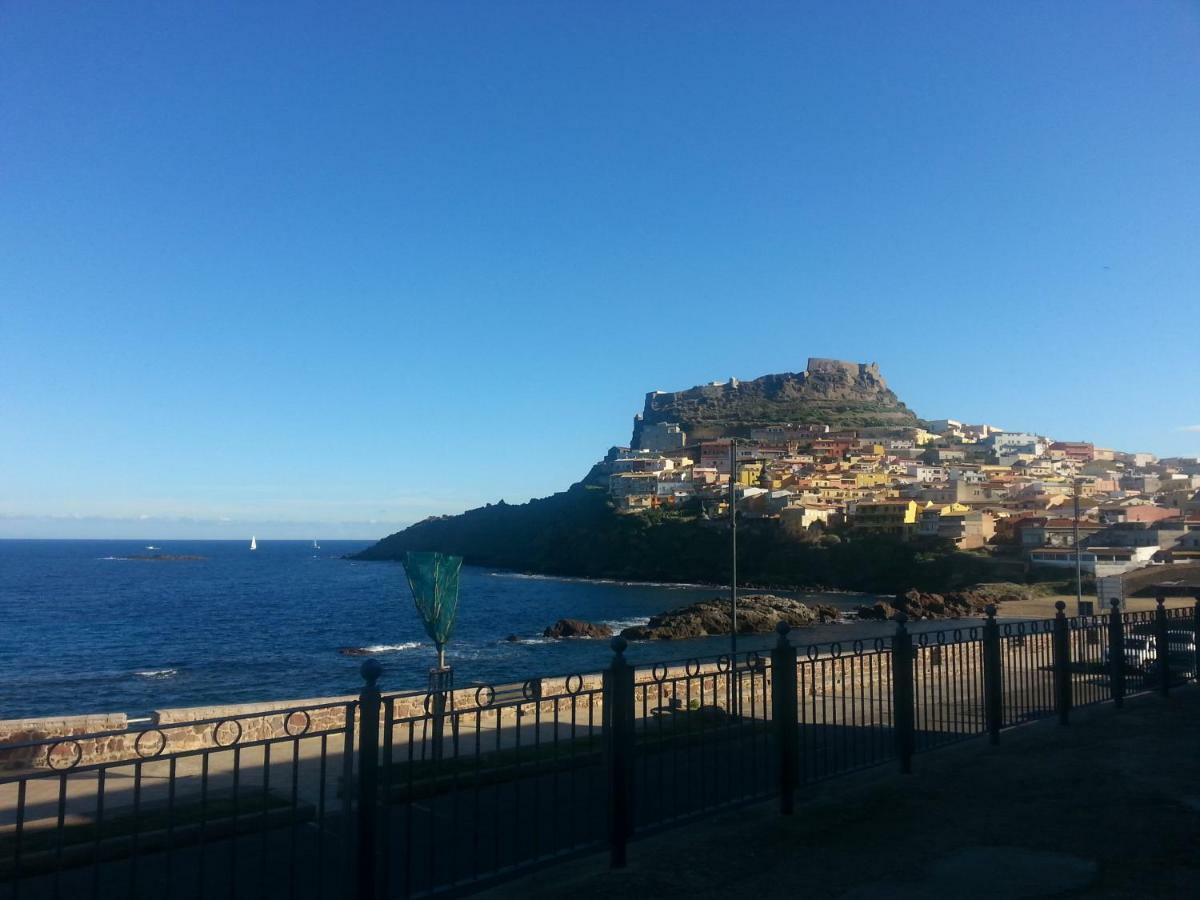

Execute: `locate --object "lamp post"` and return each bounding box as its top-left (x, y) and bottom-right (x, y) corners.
top-left (1073, 477), bottom-right (1084, 616)
top-left (729, 438), bottom-right (738, 661)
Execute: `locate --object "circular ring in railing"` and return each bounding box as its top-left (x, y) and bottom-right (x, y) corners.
top-left (716, 655), bottom-right (732, 673)
top-left (807, 645), bottom-right (819, 661)
top-left (423, 693), bottom-right (436, 716)
top-left (917, 633), bottom-right (929, 647)
top-left (475, 685), bottom-right (496, 708)
top-left (952, 629), bottom-right (963, 642)
top-left (134, 728), bottom-right (167, 759)
top-left (873, 638), bottom-right (885, 652)
top-left (650, 664), bottom-right (669, 683)
top-left (967, 627), bottom-right (977, 641)
top-left (522, 679), bottom-right (539, 700)
top-left (1016, 623), bottom-right (1026, 636)
top-left (685, 659), bottom-right (701, 677)
top-left (565, 674), bottom-right (585, 694)
top-left (284, 709), bottom-right (311, 737)
top-left (1002, 623), bottom-right (1012, 636)
top-left (213, 719), bottom-right (243, 748)
top-left (745, 651), bottom-right (761, 668)
top-left (936, 632), bottom-right (947, 646)
top-left (830, 642), bottom-right (843, 658)
top-left (852, 639), bottom-right (864, 655)
top-left (46, 739), bottom-right (83, 771)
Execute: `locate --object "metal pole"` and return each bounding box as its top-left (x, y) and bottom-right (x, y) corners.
top-left (605, 637), bottom-right (634, 868)
top-left (1107, 598), bottom-right (1125, 708)
top-left (1053, 601), bottom-right (1071, 725)
top-left (770, 622), bottom-right (798, 814)
top-left (356, 659), bottom-right (382, 900)
top-left (982, 605), bottom-right (1003, 744)
top-left (1073, 478), bottom-right (1083, 616)
top-left (729, 438), bottom-right (738, 661)
top-left (1154, 592), bottom-right (1170, 697)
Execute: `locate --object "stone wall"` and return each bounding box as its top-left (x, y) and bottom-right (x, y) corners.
top-left (1, 646), bottom-right (996, 770)
top-left (0, 713), bottom-right (128, 770)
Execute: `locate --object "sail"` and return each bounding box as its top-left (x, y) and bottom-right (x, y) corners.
top-left (250, 536), bottom-right (257, 551)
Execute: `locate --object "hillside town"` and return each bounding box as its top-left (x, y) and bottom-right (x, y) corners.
top-left (606, 411), bottom-right (1200, 588)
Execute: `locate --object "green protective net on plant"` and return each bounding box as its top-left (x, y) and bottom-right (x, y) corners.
top-left (402, 551), bottom-right (463, 654)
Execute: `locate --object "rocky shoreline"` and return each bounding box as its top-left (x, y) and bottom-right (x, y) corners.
top-left (619, 595), bottom-right (840, 641)
top-left (855, 583), bottom-right (1032, 621)
top-left (537, 583), bottom-right (1033, 643)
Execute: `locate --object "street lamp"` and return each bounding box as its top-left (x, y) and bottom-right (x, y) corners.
top-left (729, 438), bottom-right (738, 661)
top-left (1073, 477), bottom-right (1084, 616)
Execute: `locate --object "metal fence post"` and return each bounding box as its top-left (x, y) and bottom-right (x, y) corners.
top-left (1053, 601), bottom-right (1071, 725)
top-left (982, 605), bottom-right (1003, 744)
top-left (1108, 598), bottom-right (1125, 709)
top-left (890, 613), bottom-right (915, 773)
top-left (1193, 590), bottom-right (1200, 683)
top-left (1154, 592), bottom-right (1170, 697)
top-left (604, 637), bottom-right (635, 868)
top-left (770, 621), bottom-right (799, 814)
top-left (357, 659), bottom-right (382, 900)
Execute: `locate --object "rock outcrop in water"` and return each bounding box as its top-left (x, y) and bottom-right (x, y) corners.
top-left (620, 594), bottom-right (840, 641)
top-left (543, 619), bottom-right (613, 639)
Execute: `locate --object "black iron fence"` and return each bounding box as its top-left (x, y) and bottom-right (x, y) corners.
top-left (2, 593), bottom-right (1198, 899)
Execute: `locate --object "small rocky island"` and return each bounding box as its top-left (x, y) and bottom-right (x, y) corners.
top-left (543, 619), bottom-right (613, 639)
top-left (619, 595), bottom-right (840, 641)
top-left (117, 554), bottom-right (206, 562)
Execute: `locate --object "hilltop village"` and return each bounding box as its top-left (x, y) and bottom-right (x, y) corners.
top-left (607, 363), bottom-right (1200, 586)
top-left (360, 359), bottom-right (1200, 593)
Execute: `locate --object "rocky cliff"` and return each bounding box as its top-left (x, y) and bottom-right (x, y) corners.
top-left (633, 357), bottom-right (918, 446)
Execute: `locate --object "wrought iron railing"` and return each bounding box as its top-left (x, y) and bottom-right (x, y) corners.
top-left (1, 592), bottom-right (1197, 899)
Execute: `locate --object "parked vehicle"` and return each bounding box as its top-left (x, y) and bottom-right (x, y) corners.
top-left (1165, 629), bottom-right (1197, 655)
top-left (1102, 636), bottom-right (1157, 671)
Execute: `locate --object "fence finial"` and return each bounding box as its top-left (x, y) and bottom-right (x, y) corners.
top-left (610, 636), bottom-right (628, 656)
top-left (775, 620), bottom-right (791, 646)
top-left (985, 604), bottom-right (997, 619)
top-left (894, 610), bottom-right (908, 627)
top-left (360, 658), bottom-right (383, 688)
top-left (1110, 598), bottom-right (1120, 610)
top-left (1054, 600), bottom-right (1066, 616)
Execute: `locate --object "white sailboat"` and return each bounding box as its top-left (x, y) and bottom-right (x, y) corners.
top-left (313, 539), bottom-right (320, 550)
top-left (250, 536), bottom-right (257, 551)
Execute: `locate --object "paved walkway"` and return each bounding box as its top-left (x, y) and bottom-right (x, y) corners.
top-left (481, 686), bottom-right (1200, 899)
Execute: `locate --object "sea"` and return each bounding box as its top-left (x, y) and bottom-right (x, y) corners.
top-left (0, 539), bottom-right (923, 721)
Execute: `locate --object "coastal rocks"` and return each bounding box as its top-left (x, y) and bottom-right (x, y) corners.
top-left (543, 619), bottom-right (613, 639)
top-left (855, 583), bottom-right (1029, 621)
top-left (620, 595), bottom-right (840, 641)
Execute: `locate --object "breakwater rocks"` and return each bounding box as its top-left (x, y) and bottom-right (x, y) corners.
top-left (542, 619), bottom-right (613, 639)
top-left (620, 595), bottom-right (840, 641)
top-left (855, 583), bottom-right (1032, 621)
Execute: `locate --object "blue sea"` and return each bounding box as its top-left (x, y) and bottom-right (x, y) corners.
top-left (0, 539), bottom-right (897, 720)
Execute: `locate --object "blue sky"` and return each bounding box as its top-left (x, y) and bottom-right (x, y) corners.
top-left (2, 2), bottom-right (1198, 539)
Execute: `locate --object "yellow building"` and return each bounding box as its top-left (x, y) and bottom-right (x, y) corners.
top-left (736, 462), bottom-right (763, 486)
top-left (852, 500), bottom-right (920, 536)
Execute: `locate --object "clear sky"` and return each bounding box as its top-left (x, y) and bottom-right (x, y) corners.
top-left (2, 2), bottom-right (1198, 540)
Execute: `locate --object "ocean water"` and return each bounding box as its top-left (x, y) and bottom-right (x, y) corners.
top-left (0, 539), bottom-right (900, 720)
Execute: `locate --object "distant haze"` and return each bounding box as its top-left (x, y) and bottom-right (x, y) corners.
top-left (0, 516), bottom-right (401, 542)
